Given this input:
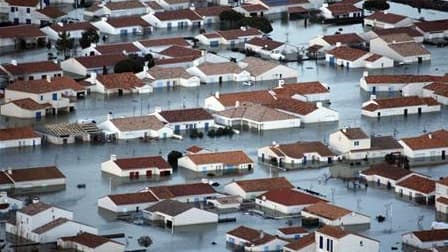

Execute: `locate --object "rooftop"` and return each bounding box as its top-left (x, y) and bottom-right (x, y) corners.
top-left (302, 202), bottom-right (353, 220)
top-left (19, 202), bottom-right (53, 216)
top-left (113, 156), bottom-right (171, 170)
top-left (400, 129), bottom-right (448, 150)
top-left (242, 57), bottom-right (282, 76)
top-left (108, 192), bottom-right (158, 205)
top-left (233, 177), bottom-right (294, 192)
top-left (362, 96), bottom-right (439, 111)
top-left (104, 0), bottom-right (146, 10)
top-left (269, 97), bottom-right (318, 116)
top-left (409, 229), bottom-right (448, 242)
top-left (214, 90), bottom-right (275, 107)
top-left (1, 60), bottom-right (61, 75)
top-left (36, 6), bottom-right (66, 18)
top-left (197, 62), bottom-right (243, 75)
top-left (326, 3), bottom-right (361, 15)
top-left (0, 25), bottom-right (45, 39)
top-left (61, 232), bottom-right (122, 248)
top-left (148, 66), bottom-right (193, 80)
top-left (50, 22), bottom-right (95, 32)
top-left (327, 46), bottom-right (369, 61)
top-left (105, 16), bottom-right (151, 28)
top-left (148, 183), bottom-right (216, 199)
top-left (6, 166), bottom-right (65, 182)
top-left (278, 226), bottom-right (308, 235)
top-left (154, 9), bottom-right (202, 21)
top-left (74, 54), bottom-right (127, 69)
top-left (95, 42), bottom-right (141, 55)
top-left (217, 103), bottom-right (297, 122)
top-left (258, 188), bottom-right (325, 206)
top-left (366, 11), bottom-right (408, 24)
top-left (138, 37), bottom-right (189, 48)
top-left (158, 108), bottom-right (213, 122)
top-left (284, 233), bottom-right (315, 250)
top-left (96, 72), bottom-right (144, 90)
top-left (0, 126), bottom-right (39, 141)
top-left (274, 81), bottom-right (329, 96)
top-left (227, 226), bottom-right (276, 245)
top-left (270, 141), bottom-right (334, 159)
top-left (33, 217), bottom-right (69, 234)
top-left (110, 115), bottom-right (166, 132)
top-left (396, 174), bottom-right (435, 194)
top-left (361, 163), bottom-right (412, 180)
top-left (415, 19), bottom-right (448, 33)
top-left (321, 33), bottom-right (364, 46)
top-left (364, 74), bottom-right (445, 84)
top-left (145, 199), bottom-right (193, 216)
top-left (186, 150), bottom-right (253, 165)
top-left (7, 77), bottom-right (84, 94)
top-left (217, 27), bottom-right (262, 40)
top-left (339, 128), bottom-right (369, 139)
top-left (241, 4), bottom-right (269, 11)
top-left (246, 37), bottom-right (283, 50)
top-left (388, 41), bottom-right (430, 57)
top-left (159, 45), bottom-right (202, 58)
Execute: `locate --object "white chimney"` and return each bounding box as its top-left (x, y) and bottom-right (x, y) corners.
top-left (57, 22), bottom-right (63, 27)
top-left (110, 154), bottom-right (117, 161)
top-left (392, 40), bottom-right (396, 44)
top-left (11, 60), bottom-right (17, 66)
top-left (384, 10), bottom-right (388, 14)
top-left (201, 178), bottom-right (208, 184)
top-left (215, 91), bottom-right (220, 99)
top-left (189, 3), bottom-right (195, 10)
top-left (107, 112), bottom-right (112, 120)
top-left (278, 79), bottom-right (284, 88)
top-left (240, 26), bottom-right (247, 31)
top-left (316, 102), bottom-right (322, 108)
top-left (272, 141), bottom-right (276, 146)
top-left (261, 195), bottom-right (266, 201)
top-left (363, 71), bottom-right (369, 77)
top-left (235, 101), bottom-right (240, 107)
top-left (336, 42), bottom-right (341, 47)
top-left (122, 50), bottom-right (127, 55)
top-left (32, 196), bottom-right (40, 204)
top-left (155, 106), bottom-right (162, 113)
top-left (370, 94), bottom-right (377, 101)
top-left (90, 71), bottom-right (97, 80)
top-left (323, 3), bottom-right (328, 7)
top-left (259, 231), bottom-right (264, 239)
top-left (46, 75), bottom-right (51, 83)
top-left (342, 128), bottom-right (347, 133)
top-left (7, 168), bottom-right (12, 175)
top-left (428, 133), bottom-right (432, 139)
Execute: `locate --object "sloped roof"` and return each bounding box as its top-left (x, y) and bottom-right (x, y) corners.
top-left (327, 46), bottom-right (369, 61)
top-left (0, 126), bottom-right (39, 141)
top-left (363, 96), bottom-right (439, 111)
top-left (233, 177), bottom-right (294, 192)
top-left (216, 103), bottom-right (297, 122)
top-left (2, 60), bottom-right (61, 75)
top-left (61, 233), bottom-right (123, 248)
top-left (270, 141), bottom-right (335, 159)
top-left (321, 33), bottom-right (363, 45)
top-left (154, 9), bottom-right (202, 21)
top-left (258, 189), bottom-right (325, 206)
top-left (7, 77), bottom-right (85, 94)
top-left (114, 156), bottom-right (171, 170)
top-left (302, 202), bottom-right (352, 220)
top-left (96, 72), bottom-right (144, 90)
top-left (186, 150), bottom-right (253, 165)
top-left (108, 192), bottom-right (158, 205)
top-left (145, 199), bottom-right (193, 216)
top-left (148, 183), bottom-right (216, 199)
top-left (158, 108), bottom-right (212, 122)
top-left (396, 174), bottom-right (435, 194)
top-left (0, 25), bottom-right (45, 39)
top-left (110, 115), bottom-right (166, 131)
top-left (366, 11), bottom-right (408, 24)
top-left (400, 129), bottom-right (448, 150)
top-left (361, 163), bottom-right (412, 180)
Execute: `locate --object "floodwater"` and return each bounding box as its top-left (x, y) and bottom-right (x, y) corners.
top-left (1, 2), bottom-right (448, 251)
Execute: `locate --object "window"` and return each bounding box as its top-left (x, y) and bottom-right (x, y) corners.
top-left (41, 75), bottom-right (46, 79)
top-left (10, 7), bottom-right (14, 12)
top-left (26, 19), bottom-right (31, 24)
top-left (354, 141), bottom-right (359, 146)
top-left (319, 236), bottom-right (323, 249)
top-left (360, 241), bottom-right (364, 247)
top-left (40, 95), bottom-right (43, 101)
top-left (327, 238), bottom-right (330, 251)
top-left (26, 8), bottom-right (30, 13)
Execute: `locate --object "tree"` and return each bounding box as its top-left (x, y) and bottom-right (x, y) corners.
top-left (55, 31), bottom-right (74, 59)
top-left (363, 0), bottom-right (390, 11)
top-left (219, 9), bottom-right (244, 29)
top-left (167, 151), bottom-right (182, 169)
top-left (79, 28), bottom-right (99, 49)
top-left (138, 236), bottom-right (152, 249)
top-left (114, 58), bottom-right (144, 73)
top-left (144, 54), bottom-right (155, 69)
top-left (239, 16), bottom-right (273, 33)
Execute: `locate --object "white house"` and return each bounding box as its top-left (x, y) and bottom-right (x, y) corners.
top-left (58, 232), bottom-right (125, 252)
top-left (399, 129), bottom-right (448, 160)
top-left (0, 60), bottom-right (62, 83)
top-left (41, 22), bottom-right (97, 40)
top-left (226, 226), bottom-right (289, 252)
top-left (142, 9), bottom-right (203, 28)
top-left (33, 7), bottom-right (66, 26)
top-left (101, 154), bottom-right (172, 178)
top-left (320, 3), bottom-right (362, 20)
top-left (362, 95), bottom-right (441, 118)
top-left (98, 114), bottom-right (173, 140)
top-left (277, 226), bottom-right (308, 240)
top-left (140, 182), bottom-right (221, 203)
top-left (146, 66), bottom-right (200, 88)
top-left (436, 178), bottom-right (448, 215)
top-left (422, 82), bottom-right (448, 105)
top-left (91, 16), bottom-right (152, 36)
top-left (0, 25), bottom-right (47, 48)
top-left (402, 229), bottom-right (448, 250)
top-left (314, 225), bottom-right (380, 252)
top-left (178, 150), bottom-right (254, 172)
top-left (195, 27), bottom-right (263, 47)
top-left (244, 37), bottom-right (297, 60)
top-left (223, 177), bottom-right (294, 200)
top-left (60, 54), bottom-right (127, 76)
top-left (82, 42), bottom-right (141, 56)
top-left (360, 163), bottom-right (414, 188)
top-left (6, 0), bottom-right (40, 24)
top-left (395, 174), bottom-right (435, 204)
top-left (1, 166), bottom-right (66, 190)
top-left (301, 202), bottom-right (370, 227)
top-left (204, 89), bottom-right (276, 111)
top-left (143, 199), bottom-right (218, 227)
top-left (102, 1), bottom-right (148, 18)
top-left (0, 98), bottom-right (51, 119)
top-left (98, 191), bottom-right (159, 213)
top-left (6, 200), bottom-right (97, 243)
top-left (326, 46), bottom-right (393, 69)
top-left (283, 233), bottom-right (315, 252)
top-left (86, 72), bottom-right (151, 95)
top-left (135, 37), bottom-right (191, 54)
top-left (187, 62), bottom-right (250, 84)
top-left (370, 33), bottom-right (431, 64)
top-left (309, 33), bottom-right (364, 50)
top-left (273, 81), bottom-right (330, 102)
top-left (154, 107), bottom-right (214, 133)
top-left (258, 141), bottom-right (335, 166)
top-left (415, 19), bottom-right (448, 41)
top-left (359, 72), bottom-right (445, 94)
top-left (364, 11), bottom-right (413, 29)
top-left (239, 57), bottom-right (298, 83)
top-left (255, 188), bottom-right (326, 215)
top-left (0, 126), bottom-right (41, 149)
top-left (329, 128), bottom-right (373, 159)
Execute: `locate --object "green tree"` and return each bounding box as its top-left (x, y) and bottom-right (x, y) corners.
top-left (239, 16), bottom-right (273, 33)
top-left (219, 9), bottom-right (244, 29)
top-left (79, 28), bottom-right (99, 49)
top-left (167, 150), bottom-right (182, 169)
top-left (55, 31), bottom-right (74, 59)
top-left (363, 0), bottom-right (390, 11)
top-left (144, 54), bottom-right (155, 69)
top-left (114, 58), bottom-right (144, 73)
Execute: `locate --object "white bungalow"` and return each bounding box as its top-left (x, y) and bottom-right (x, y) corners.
top-left (41, 22), bottom-right (96, 40)
top-left (140, 182), bottom-right (221, 203)
top-left (402, 229), bottom-right (448, 249)
top-left (91, 16), bottom-right (152, 35)
top-left (0, 126), bottom-right (41, 149)
top-left (326, 46), bottom-right (393, 69)
top-left (58, 233), bottom-right (125, 252)
top-left (399, 129), bottom-right (448, 160)
top-left (364, 11), bottom-right (414, 29)
top-left (60, 54), bottom-right (127, 76)
top-left (142, 9), bottom-right (203, 28)
top-left (361, 95), bottom-right (441, 118)
top-left (269, 98), bottom-right (339, 123)
top-left (86, 72), bottom-right (152, 95)
top-left (101, 154), bottom-right (172, 178)
top-left (360, 163), bottom-right (414, 188)
top-left (395, 174), bottom-right (435, 204)
top-left (301, 202), bottom-right (371, 227)
top-left (320, 3), bottom-right (362, 20)
top-left (226, 226), bottom-right (289, 252)
top-left (422, 82), bottom-right (448, 105)
top-left (273, 81), bottom-right (330, 102)
top-left (244, 37), bottom-right (296, 60)
top-left (239, 57), bottom-right (298, 82)
top-left (154, 107), bottom-right (214, 133)
top-left (187, 62), bottom-right (250, 84)
top-left (415, 19), bottom-right (448, 41)
top-left (98, 114), bottom-right (173, 140)
top-left (0, 166), bottom-right (65, 190)
top-left (7, 0), bottom-right (40, 24)
top-left (223, 177), bottom-right (294, 200)
top-left (178, 150), bottom-right (254, 172)
top-left (0, 60), bottom-right (62, 83)
top-left (98, 191), bottom-right (159, 213)
top-left (315, 226), bottom-right (380, 252)
top-left (143, 199), bottom-right (218, 226)
top-left (309, 33), bottom-right (364, 50)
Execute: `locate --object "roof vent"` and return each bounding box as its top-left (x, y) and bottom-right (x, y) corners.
top-left (111, 154), bottom-right (117, 161)
top-left (342, 128), bottom-right (347, 133)
top-left (11, 60), bottom-right (17, 66)
top-left (215, 91), bottom-right (220, 99)
top-left (7, 168), bottom-right (12, 175)
top-left (32, 196), bottom-right (40, 204)
top-left (428, 133), bottom-right (432, 139)
top-left (336, 42), bottom-right (341, 47)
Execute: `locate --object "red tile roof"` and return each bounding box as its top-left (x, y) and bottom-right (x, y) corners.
top-left (0, 126), bottom-right (39, 141)
top-left (148, 183), bottom-right (216, 199)
top-left (373, 27), bottom-right (423, 38)
top-left (364, 74), bottom-right (445, 84)
top-left (278, 226), bottom-right (308, 235)
top-left (396, 175), bottom-right (435, 194)
top-left (274, 81), bottom-right (329, 96)
top-left (50, 22), bottom-right (95, 32)
top-left (316, 225), bottom-right (349, 238)
top-left (113, 156), bottom-right (171, 170)
top-left (6, 166), bottom-right (65, 182)
top-left (410, 229), bottom-right (448, 242)
top-left (241, 4), bottom-right (269, 12)
top-left (37, 7), bottom-right (66, 18)
top-left (284, 233), bottom-right (315, 250)
top-left (186, 151), bottom-right (253, 165)
top-left (0, 25), bottom-right (45, 39)
top-left (247, 37), bottom-right (284, 50)
top-left (415, 19), bottom-right (448, 33)
top-left (364, 54), bottom-right (383, 62)
top-left (270, 141), bottom-right (334, 159)
top-left (437, 197), bottom-right (448, 205)
top-left (158, 108), bottom-right (213, 122)
top-left (95, 42), bottom-right (140, 55)
top-left (138, 37), bottom-right (189, 48)
top-left (61, 233), bottom-right (123, 248)
top-left (363, 96), bottom-right (440, 111)
top-left (74, 54), bottom-right (127, 69)
top-left (424, 82), bottom-right (448, 97)
top-left (269, 97), bottom-right (318, 116)
top-left (326, 3), bottom-right (361, 15)
top-left (217, 27), bottom-right (262, 40)
top-left (186, 145), bottom-right (204, 153)
top-left (19, 202), bottom-right (52, 215)
top-left (6, 0), bottom-right (37, 6)
top-left (340, 128), bottom-right (369, 139)
top-left (227, 226), bottom-right (276, 245)
top-left (105, 0), bottom-right (146, 10)
top-left (302, 202), bottom-right (352, 220)
top-left (0, 172), bottom-right (13, 185)
top-left (327, 46), bottom-right (369, 61)
top-left (366, 11), bottom-right (408, 24)
top-left (7, 76), bottom-right (85, 94)
top-left (288, 6), bottom-right (307, 13)
top-left (105, 16), bottom-right (151, 28)
top-left (195, 6), bottom-right (232, 16)
top-left (234, 177), bottom-right (294, 192)
top-left (400, 129), bottom-right (448, 150)
top-left (9, 98), bottom-right (51, 110)
top-left (1, 60), bottom-right (61, 75)
top-left (159, 45), bottom-right (202, 58)
top-left (321, 33), bottom-right (364, 45)
top-left (108, 192), bottom-right (158, 205)
top-left (259, 189), bottom-right (325, 206)
top-left (215, 90), bottom-right (275, 107)
top-left (154, 9), bottom-right (202, 21)
top-left (96, 72), bottom-right (144, 90)
top-left (361, 163), bottom-right (412, 180)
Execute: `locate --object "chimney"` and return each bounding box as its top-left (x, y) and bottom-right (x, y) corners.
top-left (107, 111), bottom-right (112, 120)
top-left (316, 102), bottom-right (322, 108)
top-left (11, 60), bottom-right (17, 66)
top-left (384, 10), bottom-right (388, 14)
top-left (189, 3), bottom-right (195, 10)
top-left (272, 141), bottom-right (276, 146)
top-left (122, 50), bottom-right (127, 55)
top-left (363, 71), bottom-right (369, 77)
top-left (259, 231), bottom-right (264, 239)
top-left (335, 42), bottom-right (341, 47)
top-left (46, 75), bottom-right (51, 83)
top-left (370, 94), bottom-right (377, 101)
top-left (215, 91), bottom-right (220, 99)
top-left (392, 40), bottom-right (396, 44)
top-left (278, 79), bottom-right (284, 88)
top-left (32, 196), bottom-right (40, 204)
top-left (323, 3), bottom-right (328, 7)
top-left (261, 195), bottom-right (266, 201)
top-left (235, 101), bottom-right (240, 107)
top-left (90, 71), bottom-right (97, 80)
top-left (155, 106), bottom-right (162, 113)
top-left (240, 26), bottom-right (247, 31)
top-left (110, 154), bottom-right (117, 161)
top-left (7, 168), bottom-right (12, 175)
top-left (342, 128), bottom-right (347, 133)
top-left (428, 133), bottom-right (432, 139)
top-left (57, 22), bottom-right (63, 27)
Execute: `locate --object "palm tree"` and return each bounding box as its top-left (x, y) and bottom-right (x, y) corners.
top-left (56, 31), bottom-right (74, 59)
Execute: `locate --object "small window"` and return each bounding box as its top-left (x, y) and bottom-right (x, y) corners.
top-left (354, 141), bottom-right (359, 146)
top-left (360, 241), bottom-right (364, 247)
top-left (10, 7), bottom-right (14, 12)
top-left (26, 19), bottom-right (31, 24)
top-left (26, 8), bottom-right (30, 13)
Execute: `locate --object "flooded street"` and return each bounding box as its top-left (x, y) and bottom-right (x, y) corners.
top-left (1, 2), bottom-right (448, 251)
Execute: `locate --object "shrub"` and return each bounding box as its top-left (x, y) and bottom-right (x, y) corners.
top-left (207, 129), bottom-right (216, 138)
top-left (167, 151), bottom-right (182, 169)
top-left (363, 0), bottom-right (390, 11)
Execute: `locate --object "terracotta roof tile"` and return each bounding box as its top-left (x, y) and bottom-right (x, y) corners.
top-left (364, 54), bottom-right (383, 62)
top-left (148, 183), bottom-right (216, 199)
top-left (227, 226), bottom-right (275, 245)
top-left (159, 45), bottom-right (202, 58)
top-left (373, 27), bottom-right (423, 38)
top-left (155, 55), bottom-right (200, 65)
top-left (424, 82), bottom-right (448, 97)
top-left (37, 6), bottom-right (66, 18)
top-left (268, 97), bottom-right (318, 116)
top-left (215, 90), bottom-right (275, 107)
top-left (19, 202), bottom-right (52, 215)
top-left (364, 74), bottom-right (445, 84)
top-left (415, 19), bottom-right (448, 33)
top-left (303, 202), bottom-right (352, 220)
top-left (270, 141), bottom-right (334, 159)
top-left (410, 229), bottom-right (448, 242)
top-left (321, 33), bottom-right (363, 45)
top-left (274, 81), bottom-right (329, 96)
top-left (6, 166), bottom-right (65, 182)
top-left (105, 16), bottom-right (151, 28)
top-left (95, 42), bottom-right (140, 55)
top-left (217, 27), bottom-right (262, 40)
top-left (361, 163), bottom-right (411, 180)
top-left (0, 172), bottom-right (13, 185)
top-left (5, 0), bottom-right (37, 6)
top-left (197, 62), bottom-right (243, 75)
top-left (33, 217), bottom-right (69, 234)
top-left (241, 4), bottom-right (269, 11)
top-left (217, 103), bottom-right (297, 122)
top-left (195, 6), bottom-right (231, 16)
top-left (158, 108), bottom-right (212, 122)
top-left (388, 42), bottom-right (430, 57)
top-left (0, 126), bottom-right (39, 141)
top-left (278, 226), bottom-right (307, 235)
top-left (147, 1), bottom-right (163, 10)
top-left (186, 145), bottom-right (203, 153)
top-left (145, 199), bottom-right (193, 216)
top-left (186, 150), bottom-right (253, 165)
top-left (242, 57), bottom-right (282, 76)
top-left (366, 11), bottom-right (407, 24)
top-left (339, 128), bottom-right (369, 139)
top-left (61, 233), bottom-right (123, 248)
top-left (138, 37), bottom-right (189, 48)
top-left (8, 98), bottom-right (51, 110)
top-left (1, 60), bottom-right (61, 75)
top-left (247, 37), bottom-right (283, 50)
top-left (400, 129), bottom-right (448, 150)
top-left (105, 0), bottom-right (146, 10)
top-left (234, 177), bottom-right (294, 192)
top-left (284, 233), bottom-right (315, 250)
top-left (154, 9), bottom-right (202, 21)
top-left (327, 46), bottom-right (369, 61)
top-left (317, 225), bottom-right (348, 238)
top-left (110, 115), bottom-right (166, 131)
top-left (114, 156), bottom-right (171, 170)
top-left (74, 54), bottom-right (127, 69)
top-left (148, 66), bottom-right (193, 80)
top-left (258, 188), bottom-right (325, 206)
top-left (96, 72), bottom-right (144, 89)
top-left (437, 197), bottom-right (448, 205)
top-left (396, 174), bottom-right (435, 194)
top-left (363, 96), bottom-right (439, 111)
top-left (50, 22), bottom-right (96, 32)
top-left (0, 25), bottom-right (45, 39)
top-left (288, 6), bottom-right (307, 13)
top-left (326, 3), bottom-right (361, 15)
top-left (7, 76), bottom-right (85, 94)
top-left (108, 192), bottom-right (158, 205)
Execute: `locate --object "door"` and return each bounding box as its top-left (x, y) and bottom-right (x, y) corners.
top-left (52, 93), bottom-right (58, 100)
top-left (248, 164), bottom-right (252, 170)
top-left (146, 170), bottom-right (152, 177)
top-left (418, 107), bottom-right (422, 115)
top-left (418, 57), bottom-right (422, 64)
top-left (218, 76), bottom-right (223, 84)
top-left (404, 109), bottom-right (408, 117)
top-left (372, 86), bottom-right (376, 94)
top-left (118, 89), bottom-right (123, 96)
top-left (329, 56), bottom-right (335, 65)
top-left (204, 122), bottom-right (209, 131)
top-left (174, 125), bottom-right (180, 134)
top-left (443, 150), bottom-right (446, 160)
top-left (35, 112), bottom-right (41, 119)
top-left (327, 157), bottom-right (332, 164)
